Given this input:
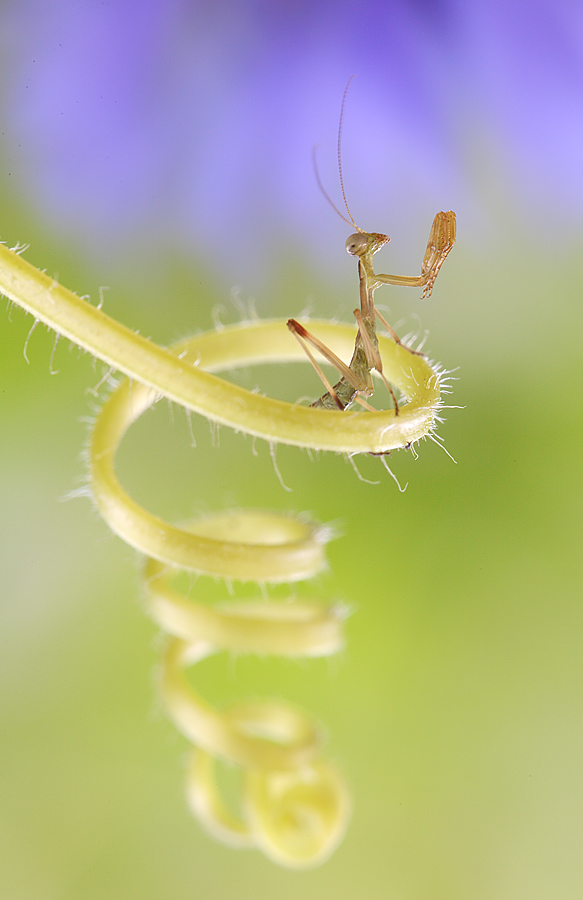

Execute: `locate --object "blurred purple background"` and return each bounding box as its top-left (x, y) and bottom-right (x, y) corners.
top-left (2, 0), bottom-right (582, 289)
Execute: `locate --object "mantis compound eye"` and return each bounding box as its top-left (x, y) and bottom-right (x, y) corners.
top-left (345, 232), bottom-right (369, 256)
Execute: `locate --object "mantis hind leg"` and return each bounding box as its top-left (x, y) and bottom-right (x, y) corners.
top-left (287, 318), bottom-right (376, 411)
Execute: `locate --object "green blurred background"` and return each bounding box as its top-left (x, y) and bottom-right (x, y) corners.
top-left (2, 3), bottom-right (583, 899)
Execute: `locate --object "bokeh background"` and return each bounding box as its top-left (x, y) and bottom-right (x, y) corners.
top-left (1, 2), bottom-right (583, 898)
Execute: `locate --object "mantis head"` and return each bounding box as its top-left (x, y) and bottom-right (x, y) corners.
top-left (345, 231), bottom-right (390, 259)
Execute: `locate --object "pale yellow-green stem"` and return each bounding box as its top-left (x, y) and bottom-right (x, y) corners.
top-left (0, 243), bottom-right (440, 454)
top-left (0, 239), bottom-right (444, 867)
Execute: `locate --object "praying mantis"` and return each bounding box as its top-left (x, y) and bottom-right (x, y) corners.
top-left (287, 210), bottom-right (456, 414)
top-left (287, 81), bottom-right (456, 415)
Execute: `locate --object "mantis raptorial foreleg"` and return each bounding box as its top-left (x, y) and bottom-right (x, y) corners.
top-left (368, 210), bottom-right (456, 299)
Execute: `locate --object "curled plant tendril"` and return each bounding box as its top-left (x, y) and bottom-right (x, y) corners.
top-left (0, 241), bottom-right (445, 866)
top-left (92, 348), bottom-right (348, 865)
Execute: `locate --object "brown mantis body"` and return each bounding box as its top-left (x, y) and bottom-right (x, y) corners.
top-left (287, 209), bottom-right (456, 413)
top-left (287, 77), bottom-right (455, 416)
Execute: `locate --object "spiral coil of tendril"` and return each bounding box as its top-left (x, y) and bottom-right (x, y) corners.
top-left (89, 321), bottom-right (443, 866)
top-left (0, 242), bottom-right (445, 867)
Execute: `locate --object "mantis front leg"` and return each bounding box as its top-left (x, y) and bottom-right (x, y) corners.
top-left (369, 210), bottom-right (456, 299)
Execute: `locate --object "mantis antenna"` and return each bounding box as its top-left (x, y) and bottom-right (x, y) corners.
top-left (336, 74), bottom-right (361, 231)
top-left (313, 75), bottom-right (362, 232)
